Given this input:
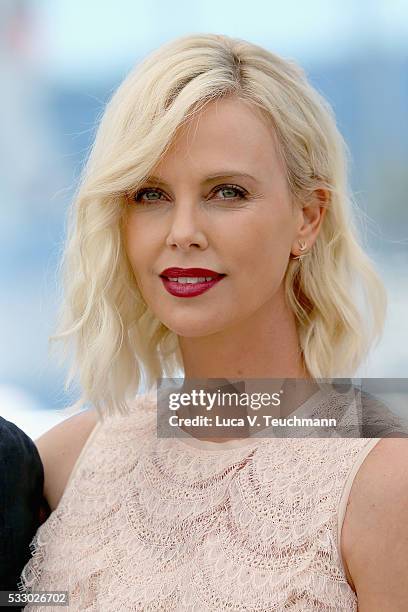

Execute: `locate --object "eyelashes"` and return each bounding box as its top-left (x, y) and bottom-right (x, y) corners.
top-left (131, 184), bottom-right (249, 205)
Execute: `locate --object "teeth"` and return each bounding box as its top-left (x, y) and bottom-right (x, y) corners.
top-left (167, 276), bottom-right (214, 283)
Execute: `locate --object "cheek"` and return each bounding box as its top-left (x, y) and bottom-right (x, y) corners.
top-left (123, 219), bottom-right (150, 270)
top-left (233, 210), bottom-right (294, 271)
top-left (123, 232), bottom-right (137, 269)
top-left (123, 235), bottom-right (147, 293)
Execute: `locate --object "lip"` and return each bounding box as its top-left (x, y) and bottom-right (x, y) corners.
top-left (160, 275), bottom-right (226, 298)
top-left (160, 267), bottom-right (225, 279)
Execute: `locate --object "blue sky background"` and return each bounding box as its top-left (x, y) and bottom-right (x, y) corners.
top-left (36, 0), bottom-right (408, 81)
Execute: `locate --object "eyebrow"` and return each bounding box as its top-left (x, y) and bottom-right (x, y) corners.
top-left (143, 172), bottom-right (258, 185)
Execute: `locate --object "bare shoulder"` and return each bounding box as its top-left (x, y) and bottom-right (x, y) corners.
top-left (35, 408), bottom-right (99, 512)
top-left (342, 438), bottom-right (408, 610)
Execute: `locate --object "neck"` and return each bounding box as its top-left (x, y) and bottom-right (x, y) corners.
top-left (171, 288), bottom-right (318, 442)
top-left (179, 286), bottom-right (310, 381)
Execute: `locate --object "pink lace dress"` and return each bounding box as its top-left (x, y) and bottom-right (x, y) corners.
top-left (19, 390), bottom-right (382, 611)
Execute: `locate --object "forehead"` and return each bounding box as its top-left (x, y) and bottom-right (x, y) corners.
top-left (151, 96), bottom-right (285, 181)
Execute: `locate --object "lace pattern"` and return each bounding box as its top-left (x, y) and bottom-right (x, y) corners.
top-left (18, 392), bottom-right (378, 611)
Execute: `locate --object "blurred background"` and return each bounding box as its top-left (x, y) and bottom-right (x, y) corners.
top-left (1, 0), bottom-right (407, 438)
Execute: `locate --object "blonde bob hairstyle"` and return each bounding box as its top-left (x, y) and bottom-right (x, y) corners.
top-left (52, 33), bottom-right (387, 418)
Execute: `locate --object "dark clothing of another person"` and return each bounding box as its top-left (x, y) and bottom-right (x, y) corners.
top-left (0, 416), bottom-right (50, 609)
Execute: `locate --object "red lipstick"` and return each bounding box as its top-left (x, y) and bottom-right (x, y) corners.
top-left (159, 267), bottom-right (226, 298)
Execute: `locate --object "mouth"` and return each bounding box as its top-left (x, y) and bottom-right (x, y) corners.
top-left (159, 268), bottom-right (227, 298)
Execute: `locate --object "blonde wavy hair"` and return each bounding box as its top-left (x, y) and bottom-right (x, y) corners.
top-left (52, 33), bottom-right (387, 418)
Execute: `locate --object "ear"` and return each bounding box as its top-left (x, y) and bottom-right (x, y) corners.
top-left (291, 188), bottom-right (329, 258)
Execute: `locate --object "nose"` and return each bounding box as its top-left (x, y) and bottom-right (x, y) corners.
top-left (165, 201), bottom-right (208, 251)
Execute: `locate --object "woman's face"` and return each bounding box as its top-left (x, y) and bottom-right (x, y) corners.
top-left (123, 96), bottom-right (305, 337)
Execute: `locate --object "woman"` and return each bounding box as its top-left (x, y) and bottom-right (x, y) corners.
top-left (18, 34), bottom-right (408, 610)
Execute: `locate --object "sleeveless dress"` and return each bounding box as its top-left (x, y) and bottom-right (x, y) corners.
top-left (18, 389), bottom-right (385, 611)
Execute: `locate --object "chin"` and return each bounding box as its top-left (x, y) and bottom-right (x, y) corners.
top-left (160, 316), bottom-right (227, 338)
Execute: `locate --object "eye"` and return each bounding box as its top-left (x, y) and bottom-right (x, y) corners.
top-left (132, 187), bottom-right (167, 204)
top-left (211, 184), bottom-right (249, 201)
